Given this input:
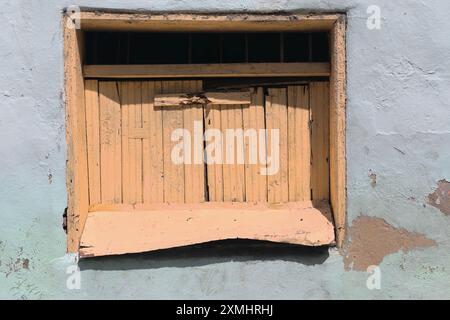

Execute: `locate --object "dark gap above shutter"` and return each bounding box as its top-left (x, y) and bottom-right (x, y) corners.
top-left (84, 31), bottom-right (330, 65)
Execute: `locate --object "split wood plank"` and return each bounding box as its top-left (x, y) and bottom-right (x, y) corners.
top-left (221, 104), bottom-right (246, 202)
top-left (266, 88), bottom-right (289, 203)
top-left (310, 82), bottom-right (330, 201)
top-left (287, 86), bottom-right (311, 202)
top-left (99, 81), bottom-right (122, 204)
top-left (142, 81), bottom-right (164, 204)
top-left (162, 81), bottom-right (185, 203)
top-left (155, 91), bottom-right (251, 107)
top-left (243, 88), bottom-right (267, 202)
top-left (182, 80), bottom-right (206, 203)
top-left (204, 104), bottom-right (224, 202)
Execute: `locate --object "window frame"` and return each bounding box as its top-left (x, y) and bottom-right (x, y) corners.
top-left (63, 10), bottom-right (347, 254)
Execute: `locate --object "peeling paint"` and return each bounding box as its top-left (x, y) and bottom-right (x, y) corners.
top-left (22, 259), bottom-right (30, 270)
top-left (428, 180), bottom-right (450, 215)
top-left (369, 171), bottom-right (377, 188)
top-left (342, 216), bottom-right (437, 271)
top-left (2, 257), bottom-right (31, 277)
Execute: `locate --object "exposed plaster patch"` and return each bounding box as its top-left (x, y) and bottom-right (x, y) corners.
top-left (427, 180), bottom-right (450, 215)
top-left (342, 216), bottom-right (436, 272)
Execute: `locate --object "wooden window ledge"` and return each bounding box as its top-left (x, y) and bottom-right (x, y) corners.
top-left (80, 201), bottom-right (335, 258)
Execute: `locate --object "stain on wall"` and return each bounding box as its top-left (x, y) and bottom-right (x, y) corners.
top-left (342, 216), bottom-right (437, 271)
top-left (428, 180), bottom-right (450, 215)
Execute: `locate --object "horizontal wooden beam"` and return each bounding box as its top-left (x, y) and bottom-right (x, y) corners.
top-left (155, 91), bottom-right (251, 107)
top-left (84, 63), bottom-right (331, 79)
top-left (81, 201), bottom-right (335, 257)
top-left (79, 12), bottom-right (340, 32)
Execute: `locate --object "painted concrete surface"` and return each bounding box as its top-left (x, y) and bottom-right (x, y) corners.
top-left (0, 0), bottom-right (449, 299)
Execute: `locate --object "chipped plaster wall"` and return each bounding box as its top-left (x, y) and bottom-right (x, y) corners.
top-left (0, 0), bottom-right (449, 299)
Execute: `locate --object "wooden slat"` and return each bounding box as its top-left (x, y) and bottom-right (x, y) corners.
top-left (142, 82), bottom-right (152, 203)
top-left (84, 63), bottom-right (331, 79)
top-left (99, 81), bottom-right (122, 204)
top-left (133, 83), bottom-right (143, 204)
top-left (120, 82), bottom-right (130, 204)
top-left (121, 82), bottom-right (143, 204)
top-left (155, 91), bottom-right (251, 107)
top-left (85, 80), bottom-right (101, 205)
top-left (243, 88), bottom-right (267, 202)
top-left (288, 86), bottom-right (311, 202)
top-left (221, 105), bottom-right (246, 202)
top-left (183, 80), bottom-right (206, 203)
top-left (204, 105), bottom-right (224, 202)
top-left (310, 82), bottom-right (330, 201)
top-left (234, 105), bottom-right (247, 202)
top-left (266, 88), bottom-right (289, 203)
top-left (79, 12), bottom-right (340, 32)
top-left (162, 81), bottom-right (185, 203)
top-left (80, 201), bottom-right (335, 257)
top-left (142, 81), bottom-right (164, 203)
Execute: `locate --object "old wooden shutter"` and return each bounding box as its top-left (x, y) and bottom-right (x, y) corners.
top-left (85, 80), bottom-right (329, 207)
top-left (81, 80), bottom-right (333, 256)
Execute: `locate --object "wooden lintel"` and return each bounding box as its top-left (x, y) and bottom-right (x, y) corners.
top-left (83, 63), bottom-right (331, 79)
top-left (79, 12), bottom-right (340, 32)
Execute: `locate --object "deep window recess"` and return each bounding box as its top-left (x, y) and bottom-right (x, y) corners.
top-left (65, 12), bottom-right (347, 257)
top-left (84, 32), bottom-right (330, 65)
